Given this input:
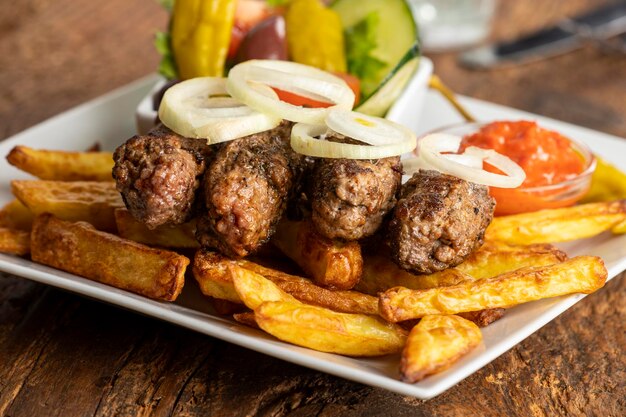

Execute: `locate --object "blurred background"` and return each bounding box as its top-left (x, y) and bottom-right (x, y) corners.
top-left (0, 0), bottom-right (624, 140)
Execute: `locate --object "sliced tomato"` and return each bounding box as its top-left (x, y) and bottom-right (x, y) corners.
top-left (271, 72), bottom-right (361, 108)
top-left (333, 72), bottom-right (361, 105)
top-left (271, 88), bottom-right (333, 108)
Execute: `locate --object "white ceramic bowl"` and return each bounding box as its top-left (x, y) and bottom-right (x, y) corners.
top-left (134, 57), bottom-right (434, 135)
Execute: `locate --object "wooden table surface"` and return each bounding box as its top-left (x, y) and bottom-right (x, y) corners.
top-left (1, 1), bottom-right (625, 416)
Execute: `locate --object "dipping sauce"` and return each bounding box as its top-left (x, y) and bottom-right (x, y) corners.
top-left (460, 121), bottom-right (589, 215)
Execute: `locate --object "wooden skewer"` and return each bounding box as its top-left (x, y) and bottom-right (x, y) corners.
top-left (428, 74), bottom-right (477, 123)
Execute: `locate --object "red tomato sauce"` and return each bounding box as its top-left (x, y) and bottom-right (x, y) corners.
top-left (460, 121), bottom-right (587, 215)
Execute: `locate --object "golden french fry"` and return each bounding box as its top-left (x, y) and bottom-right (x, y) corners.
top-left (6, 145), bottom-right (114, 181)
top-left (31, 213), bottom-right (188, 301)
top-left (454, 242), bottom-right (568, 280)
top-left (192, 250), bottom-right (241, 303)
top-left (272, 218), bottom-right (362, 290)
top-left (193, 250), bottom-right (378, 315)
top-left (379, 256), bottom-right (607, 322)
top-left (401, 315), bottom-right (482, 383)
top-left (0, 199), bottom-right (34, 230)
top-left (11, 180), bottom-right (124, 232)
top-left (230, 265), bottom-right (298, 310)
top-left (485, 200), bottom-right (626, 245)
top-left (457, 308), bottom-right (506, 328)
top-left (114, 208), bottom-right (199, 249)
top-left (612, 218), bottom-right (626, 234)
top-left (356, 242), bottom-right (567, 295)
top-left (0, 227), bottom-right (30, 255)
top-left (255, 301), bottom-right (407, 357)
top-left (233, 311), bottom-right (259, 328)
top-left (238, 259), bottom-right (378, 315)
top-left (356, 251), bottom-right (468, 295)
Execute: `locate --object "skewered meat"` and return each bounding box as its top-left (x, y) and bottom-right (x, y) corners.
top-left (387, 169), bottom-right (495, 274)
top-left (309, 137), bottom-right (402, 241)
top-left (197, 122), bottom-right (304, 258)
top-left (113, 125), bottom-right (212, 229)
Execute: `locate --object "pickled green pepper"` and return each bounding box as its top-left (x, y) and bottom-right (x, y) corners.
top-left (285, 0), bottom-right (347, 73)
top-left (171, 0), bottom-right (237, 79)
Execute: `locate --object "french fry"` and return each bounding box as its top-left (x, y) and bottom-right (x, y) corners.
top-left (356, 242), bottom-right (567, 295)
top-left (233, 311), bottom-right (259, 328)
top-left (114, 208), bottom-right (199, 249)
top-left (0, 199), bottom-right (34, 230)
top-left (193, 250), bottom-right (378, 315)
top-left (612, 218), bottom-right (626, 234)
top-left (485, 200), bottom-right (626, 245)
top-left (11, 180), bottom-right (124, 232)
top-left (192, 250), bottom-right (241, 303)
top-left (272, 218), bottom-right (363, 290)
top-left (0, 228), bottom-right (30, 255)
top-left (31, 213), bottom-right (188, 301)
top-left (400, 315), bottom-right (482, 383)
top-left (239, 260), bottom-right (378, 315)
top-left (230, 265), bottom-right (298, 310)
top-left (455, 241), bottom-right (568, 279)
top-left (6, 145), bottom-right (114, 181)
top-left (379, 256), bottom-right (607, 322)
top-left (255, 301), bottom-right (407, 357)
top-left (458, 308), bottom-right (506, 328)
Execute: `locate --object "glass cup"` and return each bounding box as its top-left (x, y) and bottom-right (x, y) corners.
top-left (410, 0), bottom-right (497, 51)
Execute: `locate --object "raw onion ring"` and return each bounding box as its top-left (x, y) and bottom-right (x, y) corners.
top-left (226, 60), bottom-right (355, 124)
top-left (326, 108), bottom-right (416, 148)
top-left (408, 133), bottom-right (526, 188)
top-left (291, 120), bottom-right (416, 159)
top-left (158, 77), bottom-right (281, 144)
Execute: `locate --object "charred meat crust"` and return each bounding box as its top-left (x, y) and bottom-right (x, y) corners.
top-left (197, 122), bottom-right (305, 258)
top-left (112, 125), bottom-right (212, 229)
top-left (309, 136), bottom-right (402, 241)
top-left (387, 170), bottom-right (495, 274)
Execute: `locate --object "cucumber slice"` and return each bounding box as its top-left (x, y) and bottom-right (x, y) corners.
top-left (331, 0), bottom-right (418, 98)
top-left (356, 43), bottom-right (420, 117)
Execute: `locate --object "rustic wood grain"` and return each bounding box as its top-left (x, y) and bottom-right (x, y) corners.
top-left (0, 0), bottom-right (625, 416)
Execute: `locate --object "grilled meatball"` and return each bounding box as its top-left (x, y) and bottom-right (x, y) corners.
top-left (112, 125), bottom-right (211, 229)
top-left (387, 170), bottom-right (495, 274)
top-left (197, 122), bottom-right (304, 258)
top-left (309, 149), bottom-right (402, 241)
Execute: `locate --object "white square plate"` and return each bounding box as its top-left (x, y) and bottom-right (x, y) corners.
top-left (1, 70), bottom-right (625, 400)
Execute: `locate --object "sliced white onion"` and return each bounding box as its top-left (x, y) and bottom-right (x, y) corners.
top-left (442, 153), bottom-right (483, 169)
top-left (401, 156), bottom-right (433, 173)
top-left (158, 77), bottom-right (281, 144)
top-left (291, 122), bottom-right (416, 159)
top-left (403, 154), bottom-right (482, 175)
top-left (226, 60), bottom-right (355, 124)
top-left (415, 133), bottom-right (526, 188)
top-left (326, 108), bottom-right (417, 148)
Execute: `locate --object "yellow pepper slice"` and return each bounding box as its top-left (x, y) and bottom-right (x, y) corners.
top-left (285, 0), bottom-right (347, 73)
top-left (171, 0), bottom-right (236, 79)
top-left (581, 156), bottom-right (626, 204)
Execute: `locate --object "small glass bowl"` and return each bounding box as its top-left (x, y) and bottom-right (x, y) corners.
top-left (426, 122), bottom-right (597, 216)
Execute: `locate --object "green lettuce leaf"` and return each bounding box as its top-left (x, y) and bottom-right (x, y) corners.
top-left (155, 31), bottom-right (178, 80)
top-left (345, 12), bottom-right (387, 92)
